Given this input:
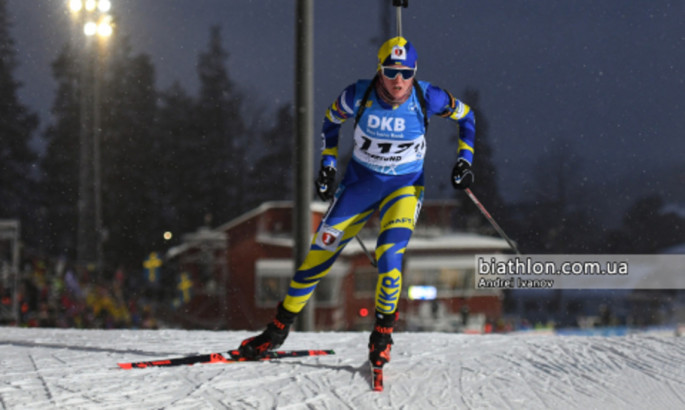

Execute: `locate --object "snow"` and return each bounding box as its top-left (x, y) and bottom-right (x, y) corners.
top-left (1, 327), bottom-right (684, 409)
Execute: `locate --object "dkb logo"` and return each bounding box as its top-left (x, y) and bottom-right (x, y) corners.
top-left (367, 115), bottom-right (406, 132)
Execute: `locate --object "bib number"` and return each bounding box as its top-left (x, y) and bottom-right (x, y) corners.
top-left (356, 134), bottom-right (426, 161)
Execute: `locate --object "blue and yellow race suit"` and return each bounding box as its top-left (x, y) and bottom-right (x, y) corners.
top-left (282, 77), bottom-right (476, 316)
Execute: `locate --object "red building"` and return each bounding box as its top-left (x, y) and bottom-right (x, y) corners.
top-left (165, 200), bottom-right (511, 333)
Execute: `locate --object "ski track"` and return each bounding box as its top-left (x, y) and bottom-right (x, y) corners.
top-left (0, 328), bottom-right (684, 409)
top-left (28, 353), bottom-right (55, 407)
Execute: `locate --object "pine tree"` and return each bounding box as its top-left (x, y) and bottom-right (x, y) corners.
top-left (43, 35), bottom-right (161, 269)
top-left (607, 195), bottom-right (684, 253)
top-left (0, 0), bottom-right (39, 225)
top-left (100, 37), bottom-right (159, 267)
top-left (40, 45), bottom-right (81, 257)
top-left (194, 25), bottom-right (247, 225)
top-left (248, 103), bottom-right (294, 208)
top-left (155, 82), bottom-right (205, 239)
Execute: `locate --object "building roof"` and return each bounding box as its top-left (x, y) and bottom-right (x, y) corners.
top-left (214, 200), bottom-right (330, 233)
top-left (168, 201), bottom-right (513, 259)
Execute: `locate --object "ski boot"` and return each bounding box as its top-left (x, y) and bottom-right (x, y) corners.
top-left (368, 311), bottom-right (398, 368)
top-left (238, 303), bottom-right (297, 360)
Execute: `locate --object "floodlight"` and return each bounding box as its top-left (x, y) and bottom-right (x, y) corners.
top-left (98, 0), bottom-right (112, 13)
top-left (69, 0), bottom-right (83, 13)
top-left (97, 18), bottom-right (113, 37)
top-left (84, 21), bottom-right (97, 36)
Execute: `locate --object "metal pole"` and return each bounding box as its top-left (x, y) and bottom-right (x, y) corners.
top-left (294, 0), bottom-right (314, 331)
top-left (222, 234), bottom-right (229, 329)
top-left (4, 220), bottom-right (21, 325)
top-left (393, 0), bottom-right (408, 37)
top-left (11, 222), bottom-right (19, 325)
top-left (77, 35), bottom-right (94, 268)
top-left (93, 41), bottom-right (104, 279)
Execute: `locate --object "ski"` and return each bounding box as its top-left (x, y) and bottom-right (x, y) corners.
top-left (371, 364), bottom-right (384, 391)
top-left (118, 349), bottom-right (334, 369)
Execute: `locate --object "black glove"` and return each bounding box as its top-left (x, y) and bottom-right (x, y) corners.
top-left (451, 159), bottom-right (474, 190)
top-left (316, 165), bottom-right (337, 200)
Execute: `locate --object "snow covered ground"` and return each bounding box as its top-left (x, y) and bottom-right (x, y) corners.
top-left (1, 327), bottom-right (684, 409)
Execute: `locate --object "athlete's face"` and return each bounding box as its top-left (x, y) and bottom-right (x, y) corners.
top-left (379, 65), bottom-right (415, 100)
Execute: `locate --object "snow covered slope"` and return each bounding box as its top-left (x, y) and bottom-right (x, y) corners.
top-left (1, 327), bottom-right (684, 409)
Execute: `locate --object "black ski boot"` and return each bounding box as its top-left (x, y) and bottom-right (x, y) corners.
top-left (238, 303), bottom-right (297, 360)
top-left (368, 311), bottom-right (398, 368)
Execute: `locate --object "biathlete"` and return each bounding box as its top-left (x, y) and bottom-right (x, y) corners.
top-left (238, 36), bottom-right (476, 370)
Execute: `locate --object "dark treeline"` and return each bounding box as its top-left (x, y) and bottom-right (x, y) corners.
top-left (1, 0), bottom-right (683, 278)
top-left (2, 17), bottom-right (292, 271)
top-left (452, 89), bottom-right (685, 256)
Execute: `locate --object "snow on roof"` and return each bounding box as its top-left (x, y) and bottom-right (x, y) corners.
top-left (215, 200), bottom-right (329, 232)
top-left (257, 231), bottom-right (512, 254)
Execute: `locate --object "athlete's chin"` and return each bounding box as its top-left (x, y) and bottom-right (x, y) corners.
top-left (389, 88), bottom-right (408, 98)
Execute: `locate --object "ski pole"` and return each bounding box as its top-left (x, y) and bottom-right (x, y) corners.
top-left (464, 188), bottom-right (522, 255)
top-left (355, 234), bottom-right (377, 268)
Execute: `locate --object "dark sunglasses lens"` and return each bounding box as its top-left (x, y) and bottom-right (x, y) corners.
top-left (383, 67), bottom-right (414, 80)
top-left (400, 70), bottom-right (415, 79)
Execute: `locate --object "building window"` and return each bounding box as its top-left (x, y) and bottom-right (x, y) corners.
top-left (255, 259), bottom-right (347, 308)
top-left (405, 257), bottom-right (497, 297)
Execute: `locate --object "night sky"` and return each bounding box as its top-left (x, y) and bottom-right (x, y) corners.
top-left (7, 1), bottom-right (685, 222)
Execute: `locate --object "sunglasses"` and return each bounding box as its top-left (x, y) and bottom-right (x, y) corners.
top-left (381, 66), bottom-right (416, 80)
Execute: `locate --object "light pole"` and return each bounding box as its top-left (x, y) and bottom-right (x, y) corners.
top-left (68, 0), bottom-right (114, 277)
top-left (294, 0), bottom-right (314, 331)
